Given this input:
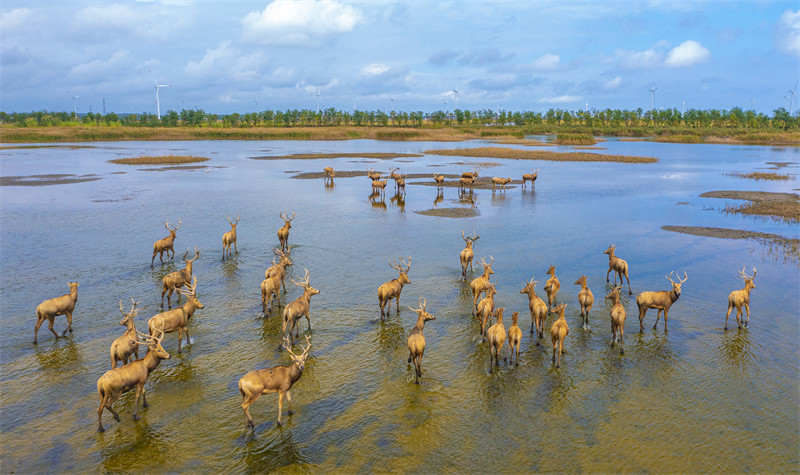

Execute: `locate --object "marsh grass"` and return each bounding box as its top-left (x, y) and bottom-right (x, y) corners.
top-left (250, 152), bottom-right (423, 160)
top-left (725, 172), bottom-right (793, 181)
top-left (555, 133), bottom-right (596, 145)
top-left (724, 201), bottom-right (800, 224)
top-left (423, 146), bottom-right (658, 163)
top-left (108, 155), bottom-right (210, 165)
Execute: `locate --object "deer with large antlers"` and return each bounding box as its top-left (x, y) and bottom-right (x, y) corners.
top-left (281, 269), bottom-right (319, 346)
top-left (507, 311), bottom-right (522, 366)
top-left (605, 285), bottom-right (626, 355)
top-left (459, 230), bottom-right (480, 280)
top-left (462, 167), bottom-right (480, 180)
top-left (110, 298), bottom-right (144, 368)
top-left (265, 247), bottom-right (292, 293)
top-left (604, 244), bottom-right (632, 295)
top-left (407, 297), bottom-right (436, 384)
top-left (550, 303), bottom-right (569, 368)
top-left (636, 271), bottom-right (687, 333)
top-left (150, 277), bottom-right (204, 353)
top-left (161, 247), bottom-right (199, 309)
top-left (487, 307), bottom-right (507, 373)
top-left (544, 265), bottom-right (560, 313)
top-left (476, 283), bottom-right (498, 340)
top-left (574, 275), bottom-right (594, 330)
top-left (367, 168), bottom-right (381, 181)
top-left (470, 256), bottom-right (494, 314)
top-left (152, 219), bottom-right (181, 266)
top-left (378, 257), bottom-right (412, 320)
top-left (725, 266), bottom-right (757, 330)
top-left (96, 328), bottom-right (169, 432)
top-left (521, 169), bottom-right (538, 189)
top-left (239, 335), bottom-right (311, 429)
top-left (222, 215), bottom-right (240, 260)
top-left (521, 277), bottom-right (548, 343)
top-left (277, 212), bottom-right (295, 252)
top-left (33, 282), bottom-right (79, 344)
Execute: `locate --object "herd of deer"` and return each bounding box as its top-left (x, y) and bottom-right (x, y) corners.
top-left (31, 165), bottom-right (760, 433)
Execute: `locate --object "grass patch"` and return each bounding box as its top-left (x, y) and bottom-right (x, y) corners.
top-left (701, 190), bottom-right (800, 223)
top-left (109, 155), bottom-right (210, 165)
top-left (249, 152), bottom-right (423, 160)
top-left (653, 134), bottom-right (704, 144)
top-left (726, 172), bottom-right (793, 181)
top-left (375, 130), bottom-right (422, 140)
top-left (423, 146), bottom-right (657, 163)
top-left (555, 133), bottom-right (596, 145)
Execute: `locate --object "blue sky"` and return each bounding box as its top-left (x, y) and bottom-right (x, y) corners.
top-left (1, 1), bottom-right (798, 115)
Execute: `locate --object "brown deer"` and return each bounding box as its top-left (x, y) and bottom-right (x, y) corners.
top-left (281, 269), bottom-right (319, 346)
top-left (487, 307), bottom-right (506, 373)
top-left (33, 281), bottom-right (79, 344)
top-left (406, 297), bottom-right (436, 384)
top-left (367, 168), bottom-right (381, 181)
top-left (395, 174), bottom-right (406, 194)
top-left (265, 247), bottom-right (292, 292)
top-left (476, 283), bottom-right (498, 339)
top-left (433, 173), bottom-right (445, 188)
top-left (725, 266), bottom-right (756, 330)
top-left (605, 285), bottom-right (626, 354)
top-left (239, 335), bottom-right (311, 429)
top-left (574, 275), bottom-right (594, 330)
top-left (110, 298), bottom-right (144, 368)
top-left (323, 166), bottom-right (335, 184)
top-left (520, 277), bottom-right (548, 343)
top-left (96, 328), bottom-right (169, 432)
top-left (470, 256), bottom-right (495, 314)
top-left (277, 212), bottom-right (295, 252)
top-left (459, 230), bottom-right (480, 280)
top-left (462, 167), bottom-right (480, 179)
top-left (261, 271), bottom-right (283, 314)
top-left (378, 257), bottom-right (412, 320)
top-left (372, 177), bottom-right (388, 196)
top-left (161, 247), bottom-right (199, 309)
top-left (507, 311), bottom-right (522, 366)
top-left (458, 175), bottom-right (475, 192)
top-left (149, 277), bottom-right (204, 353)
top-left (521, 169), bottom-right (538, 189)
top-left (222, 215), bottom-right (240, 260)
top-left (544, 265), bottom-right (560, 313)
top-left (151, 219), bottom-right (181, 266)
top-left (636, 271), bottom-right (687, 333)
top-left (491, 177), bottom-right (512, 191)
top-left (604, 244), bottom-right (632, 294)
top-left (550, 303), bottom-right (569, 368)
top-left (389, 167), bottom-right (401, 182)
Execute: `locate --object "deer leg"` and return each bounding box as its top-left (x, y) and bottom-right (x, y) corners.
top-left (241, 393), bottom-right (257, 429)
top-left (305, 314), bottom-right (311, 333)
top-left (47, 317), bottom-right (59, 340)
top-left (653, 309), bottom-right (662, 331)
top-left (132, 383), bottom-right (144, 420)
top-left (379, 299), bottom-right (386, 320)
top-left (64, 311), bottom-right (73, 335)
top-left (489, 347), bottom-right (494, 374)
top-left (606, 268), bottom-right (612, 283)
top-left (625, 273), bottom-right (632, 294)
top-left (234, 240), bottom-right (238, 254)
top-left (416, 354), bottom-right (423, 377)
top-left (177, 328), bottom-right (183, 353)
top-left (408, 350), bottom-right (413, 364)
top-left (638, 307), bottom-right (646, 333)
top-left (530, 313), bottom-right (535, 334)
top-left (97, 395), bottom-right (109, 432)
top-left (33, 315), bottom-right (44, 344)
top-left (286, 391), bottom-right (294, 416)
top-left (744, 303), bottom-right (750, 327)
top-left (277, 392), bottom-right (285, 427)
top-left (184, 326), bottom-right (191, 348)
top-left (619, 329), bottom-right (625, 354)
top-left (663, 309), bottom-right (669, 332)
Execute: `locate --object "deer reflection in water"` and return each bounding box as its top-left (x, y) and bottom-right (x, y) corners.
top-left (458, 188), bottom-right (477, 208)
top-left (369, 191), bottom-right (386, 209)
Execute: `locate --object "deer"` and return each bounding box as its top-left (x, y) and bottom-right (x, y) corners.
top-left (372, 177), bottom-right (388, 197)
top-left (264, 247), bottom-right (293, 293)
top-left (459, 230), bottom-right (480, 280)
top-left (110, 298), bottom-right (144, 368)
top-left (604, 244), bottom-right (632, 295)
top-left (462, 167), bottom-right (480, 180)
top-left (458, 175), bottom-right (475, 192)
top-left (605, 285), bottom-right (626, 355)
top-left (574, 275), bottom-right (594, 330)
top-left (544, 265), bottom-right (560, 313)
top-left (96, 328), bottom-right (169, 432)
top-left (395, 174), bottom-right (406, 195)
top-left (281, 269), bottom-right (319, 346)
top-left (261, 271), bottom-right (283, 314)
top-left (161, 247), bottom-right (199, 309)
top-left (277, 212), bottom-right (295, 252)
top-left (520, 277), bottom-right (548, 344)
top-left (476, 283), bottom-right (498, 340)
top-left (239, 335), bottom-right (311, 429)
top-left (33, 281), bottom-right (79, 344)
top-left (470, 256), bottom-right (494, 314)
top-left (725, 266), bottom-right (757, 330)
top-left (149, 277), bottom-right (204, 353)
top-left (151, 219), bottom-right (181, 266)
top-left (222, 215), bottom-right (240, 260)
top-left (378, 257), bottom-right (412, 320)
top-left (487, 307), bottom-right (506, 373)
top-left (550, 303), bottom-right (569, 368)
top-left (367, 168), bottom-right (381, 181)
top-left (389, 167), bottom-right (401, 182)
top-left (521, 169), bottom-right (538, 189)
top-left (491, 177), bottom-right (512, 191)
top-left (433, 173), bottom-right (445, 188)
top-left (636, 271), bottom-right (687, 333)
top-left (507, 311), bottom-right (522, 366)
top-left (323, 166), bottom-right (335, 184)
top-left (406, 297), bottom-right (436, 384)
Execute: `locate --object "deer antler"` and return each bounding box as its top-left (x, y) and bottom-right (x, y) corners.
top-left (529, 276), bottom-right (539, 286)
top-left (300, 335), bottom-right (311, 357)
top-left (290, 268), bottom-right (311, 287)
top-left (408, 295), bottom-right (427, 313)
top-left (678, 272), bottom-right (688, 283)
top-left (178, 276), bottom-right (198, 296)
top-left (389, 257), bottom-right (411, 272)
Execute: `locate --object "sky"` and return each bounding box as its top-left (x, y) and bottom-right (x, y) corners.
top-left (1, 1), bottom-right (799, 116)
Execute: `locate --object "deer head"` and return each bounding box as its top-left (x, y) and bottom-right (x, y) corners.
top-left (478, 256), bottom-right (494, 276)
top-left (291, 268), bottom-right (319, 296)
top-left (227, 215), bottom-right (240, 228)
top-left (177, 276), bottom-right (204, 309)
top-left (408, 296), bottom-right (435, 323)
top-left (166, 219), bottom-right (181, 236)
top-left (137, 328), bottom-right (170, 359)
top-left (521, 277), bottom-right (539, 294)
top-left (604, 285), bottom-right (622, 302)
top-left (390, 257), bottom-right (412, 284)
top-left (183, 246), bottom-right (200, 264)
top-left (665, 271), bottom-right (688, 296)
top-left (603, 243), bottom-right (616, 256)
top-left (574, 275), bottom-right (587, 287)
top-left (280, 212), bottom-right (295, 228)
top-left (284, 335), bottom-right (312, 370)
top-left (119, 298), bottom-right (144, 326)
top-left (461, 230), bottom-right (479, 247)
top-left (739, 266), bottom-right (756, 289)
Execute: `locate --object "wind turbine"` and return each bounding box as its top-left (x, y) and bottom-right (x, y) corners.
top-left (451, 83), bottom-right (460, 109)
top-left (649, 85), bottom-right (657, 111)
top-left (315, 90), bottom-right (321, 113)
top-left (788, 81), bottom-right (797, 116)
top-left (150, 70), bottom-right (172, 120)
top-left (71, 93), bottom-right (82, 117)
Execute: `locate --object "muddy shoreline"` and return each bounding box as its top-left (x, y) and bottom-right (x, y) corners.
top-left (700, 190), bottom-right (800, 223)
top-left (662, 225), bottom-right (799, 262)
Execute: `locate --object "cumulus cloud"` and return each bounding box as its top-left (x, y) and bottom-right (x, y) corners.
top-left (361, 63), bottom-right (389, 76)
top-left (664, 40), bottom-right (710, 67)
top-left (531, 54), bottom-right (560, 70)
top-left (618, 47), bottom-right (664, 69)
top-left (603, 76), bottom-right (623, 91)
top-left (775, 9), bottom-right (800, 57)
top-left (241, 0), bottom-right (363, 47)
top-left (184, 41), bottom-right (266, 83)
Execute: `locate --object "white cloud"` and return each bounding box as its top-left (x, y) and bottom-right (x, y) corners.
top-left (618, 47), bottom-right (664, 69)
top-left (73, 4), bottom-right (183, 41)
top-left (69, 49), bottom-right (134, 80)
top-left (775, 9), bottom-right (800, 57)
top-left (241, 0), bottom-right (363, 46)
top-left (539, 95), bottom-right (580, 104)
top-left (1, 8), bottom-right (32, 31)
top-left (531, 54), bottom-right (560, 70)
top-left (664, 40), bottom-right (710, 67)
top-left (361, 64), bottom-right (389, 76)
top-left (603, 77), bottom-right (623, 90)
top-left (184, 41), bottom-right (265, 83)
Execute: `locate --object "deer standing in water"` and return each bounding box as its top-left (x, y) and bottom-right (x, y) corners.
top-left (323, 167), bottom-right (335, 185)
top-left (458, 175), bottom-right (475, 192)
top-left (487, 307), bottom-right (507, 373)
top-left (470, 256), bottom-right (495, 314)
top-left (575, 275), bottom-right (594, 330)
top-left (521, 169), bottom-right (538, 189)
top-left (521, 277), bottom-right (548, 343)
top-left (372, 177), bottom-right (388, 197)
top-left (544, 265), bottom-right (560, 313)
top-left (150, 277), bottom-right (204, 353)
top-left (604, 244), bottom-right (632, 295)
top-left (110, 298), bottom-right (144, 368)
top-left (152, 219), bottom-right (181, 266)
top-left (239, 335), bottom-right (311, 429)
top-left (261, 270), bottom-right (283, 314)
top-left (605, 285), bottom-right (626, 354)
top-left (433, 173), bottom-right (445, 188)
top-left (161, 247), bottom-right (199, 309)
top-left (491, 177), bottom-right (512, 191)
top-left (725, 266), bottom-right (756, 330)
top-left (459, 230), bottom-right (480, 280)
top-left (265, 247), bottom-right (292, 292)
top-left (33, 282), bottom-right (79, 344)
top-left (636, 272), bottom-right (687, 333)
top-left (378, 257), bottom-right (412, 320)
top-left (476, 283), bottom-right (498, 340)
top-left (222, 215), bottom-right (240, 260)
top-left (281, 269), bottom-right (319, 346)
top-left (277, 212), bottom-right (295, 252)
top-left (550, 303), bottom-right (569, 368)
top-left (406, 297), bottom-right (436, 384)
top-left (367, 168), bottom-right (381, 181)
top-left (507, 312), bottom-right (522, 366)
top-left (462, 168), bottom-right (480, 180)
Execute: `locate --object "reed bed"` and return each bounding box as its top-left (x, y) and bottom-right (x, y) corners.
top-left (108, 155), bottom-right (210, 165)
top-left (555, 133), bottom-right (596, 145)
top-left (725, 172), bottom-right (793, 181)
top-left (423, 146), bottom-right (658, 163)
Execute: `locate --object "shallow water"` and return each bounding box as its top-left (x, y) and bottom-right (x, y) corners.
top-left (0, 138), bottom-right (798, 472)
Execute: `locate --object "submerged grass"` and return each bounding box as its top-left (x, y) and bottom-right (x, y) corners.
top-left (109, 155), bottom-right (210, 165)
top-left (725, 172), bottom-right (793, 181)
top-left (423, 146), bottom-right (657, 163)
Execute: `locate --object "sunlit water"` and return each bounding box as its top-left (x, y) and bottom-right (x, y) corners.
top-left (1, 138), bottom-right (798, 472)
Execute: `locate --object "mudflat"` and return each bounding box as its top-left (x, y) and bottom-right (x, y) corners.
top-left (700, 190), bottom-right (800, 222)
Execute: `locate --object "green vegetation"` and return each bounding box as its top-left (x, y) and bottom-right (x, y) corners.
top-left (109, 155), bottom-right (210, 165)
top-left (424, 147), bottom-right (657, 163)
top-left (556, 133), bottom-right (596, 145)
top-left (726, 172), bottom-right (793, 181)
